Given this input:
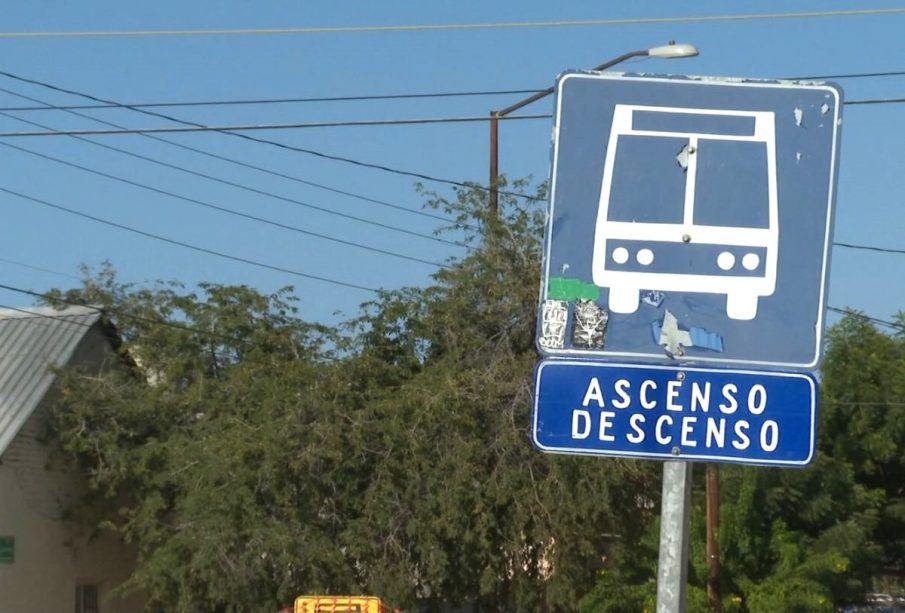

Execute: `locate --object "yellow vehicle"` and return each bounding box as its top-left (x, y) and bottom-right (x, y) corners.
top-left (293, 595), bottom-right (394, 613)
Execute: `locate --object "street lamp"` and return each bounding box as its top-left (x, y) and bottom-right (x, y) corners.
top-left (488, 42), bottom-right (699, 213)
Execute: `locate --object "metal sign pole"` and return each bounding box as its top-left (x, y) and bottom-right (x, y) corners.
top-left (656, 460), bottom-right (693, 612)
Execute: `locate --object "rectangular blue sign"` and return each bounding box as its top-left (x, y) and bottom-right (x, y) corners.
top-left (532, 360), bottom-right (817, 466)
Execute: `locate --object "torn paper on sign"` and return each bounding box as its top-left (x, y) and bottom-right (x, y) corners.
top-left (641, 290), bottom-right (665, 308)
top-left (571, 299), bottom-right (608, 349)
top-left (539, 299), bottom-right (568, 349)
top-left (676, 143), bottom-right (692, 170)
top-left (651, 310), bottom-right (724, 357)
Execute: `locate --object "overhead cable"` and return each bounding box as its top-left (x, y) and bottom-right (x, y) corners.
top-left (0, 8), bottom-right (903, 38)
top-left (0, 113), bottom-right (546, 136)
top-left (0, 256), bottom-right (81, 280)
top-left (833, 241), bottom-right (905, 255)
top-left (0, 185), bottom-right (381, 293)
top-left (0, 69), bottom-right (540, 201)
top-left (0, 95), bottom-right (896, 138)
top-left (3, 70), bottom-right (904, 112)
top-left (827, 306), bottom-right (905, 332)
top-left (0, 140), bottom-right (450, 268)
top-left (0, 81), bottom-right (469, 229)
top-left (0, 89), bottom-right (543, 112)
top-left (0, 284), bottom-right (260, 347)
top-left (0, 99), bottom-right (465, 252)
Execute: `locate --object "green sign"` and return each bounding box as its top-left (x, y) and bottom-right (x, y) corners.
top-left (0, 536), bottom-right (14, 563)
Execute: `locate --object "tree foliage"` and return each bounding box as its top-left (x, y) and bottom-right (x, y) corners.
top-left (579, 310), bottom-right (905, 612)
top-left (47, 180), bottom-right (657, 612)
top-left (43, 180), bottom-right (905, 611)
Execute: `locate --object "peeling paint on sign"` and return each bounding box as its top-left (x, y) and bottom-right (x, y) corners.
top-left (794, 107), bottom-right (804, 127)
top-left (676, 143), bottom-right (693, 170)
top-left (641, 290), bottom-right (665, 308)
top-left (651, 310), bottom-right (725, 357)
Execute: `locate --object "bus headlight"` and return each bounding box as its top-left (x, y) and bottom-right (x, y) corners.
top-left (717, 251), bottom-right (736, 270)
top-left (637, 249), bottom-right (655, 266)
top-left (742, 253), bottom-right (760, 270)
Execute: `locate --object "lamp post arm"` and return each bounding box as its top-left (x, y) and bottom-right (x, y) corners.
top-left (495, 49), bottom-right (651, 118)
top-left (487, 44), bottom-right (698, 216)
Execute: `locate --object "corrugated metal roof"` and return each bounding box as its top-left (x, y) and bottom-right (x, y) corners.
top-left (0, 305), bottom-right (103, 456)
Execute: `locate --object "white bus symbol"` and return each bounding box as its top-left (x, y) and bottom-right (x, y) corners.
top-left (592, 104), bottom-right (779, 320)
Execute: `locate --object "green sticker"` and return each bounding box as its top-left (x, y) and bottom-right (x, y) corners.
top-left (547, 277), bottom-right (600, 301)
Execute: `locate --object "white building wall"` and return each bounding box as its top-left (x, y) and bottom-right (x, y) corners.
top-left (0, 324), bottom-right (143, 612)
top-left (0, 410), bottom-right (143, 612)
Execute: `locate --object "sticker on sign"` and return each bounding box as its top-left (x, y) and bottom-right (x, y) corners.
top-left (532, 360), bottom-right (817, 466)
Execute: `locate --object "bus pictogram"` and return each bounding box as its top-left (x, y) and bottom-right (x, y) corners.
top-left (592, 104), bottom-right (779, 320)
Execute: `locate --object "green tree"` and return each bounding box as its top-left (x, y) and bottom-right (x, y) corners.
top-left (46, 181), bottom-right (659, 611)
top-left (578, 311), bottom-right (905, 612)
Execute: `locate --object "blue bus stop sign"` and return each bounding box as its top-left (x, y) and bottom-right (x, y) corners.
top-left (537, 73), bottom-right (843, 369)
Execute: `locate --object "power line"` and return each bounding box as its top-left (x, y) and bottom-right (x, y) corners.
top-left (827, 306), bottom-right (905, 332)
top-left (0, 284), bottom-right (261, 348)
top-left (0, 256), bottom-right (81, 280)
top-left (0, 139), bottom-right (450, 269)
top-left (0, 81), bottom-right (467, 230)
top-left (0, 303), bottom-right (96, 329)
top-left (0, 113), bottom-right (547, 137)
top-left (1, 8), bottom-right (904, 38)
top-left (845, 97), bottom-right (905, 106)
top-left (0, 103), bottom-right (465, 262)
top-left (0, 69), bottom-right (540, 201)
top-left (796, 69), bottom-right (905, 81)
top-left (0, 185), bottom-right (381, 293)
top-left (0, 89), bottom-right (543, 112)
top-left (0, 88), bottom-right (468, 251)
top-left (2, 70), bottom-right (904, 113)
top-left (0, 94), bottom-right (899, 139)
top-left (834, 241), bottom-right (905, 255)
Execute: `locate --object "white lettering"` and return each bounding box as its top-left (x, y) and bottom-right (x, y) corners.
top-left (612, 379), bottom-right (632, 409)
top-left (705, 418), bottom-right (726, 448)
top-left (598, 411), bottom-right (616, 442)
top-left (572, 410), bottom-right (591, 439)
top-left (748, 385), bottom-right (767, 415)
top-left (691, 382), bottom-right (711, 412)
top-left (732, 420), bottom-right (750, 449)
top-left (640, 380), bottom-right (658, 409)
top-left (627, 414), bottom-right (646, 443)
top-left (655, 415), bottom-right (673, 444)
top-left (760, 420), bottom-right (779, 451)
top-left (582, 378), bottom-right (605, 407)
top-left (719, 384), bottom-right (738, 414)
top-left (681, 417), bottom-right (698, 447)
top-left (667, 381), bottom-right (683, 411)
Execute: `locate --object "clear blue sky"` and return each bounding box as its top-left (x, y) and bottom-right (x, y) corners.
top-left (1, 1), bottom-right (904, 330)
